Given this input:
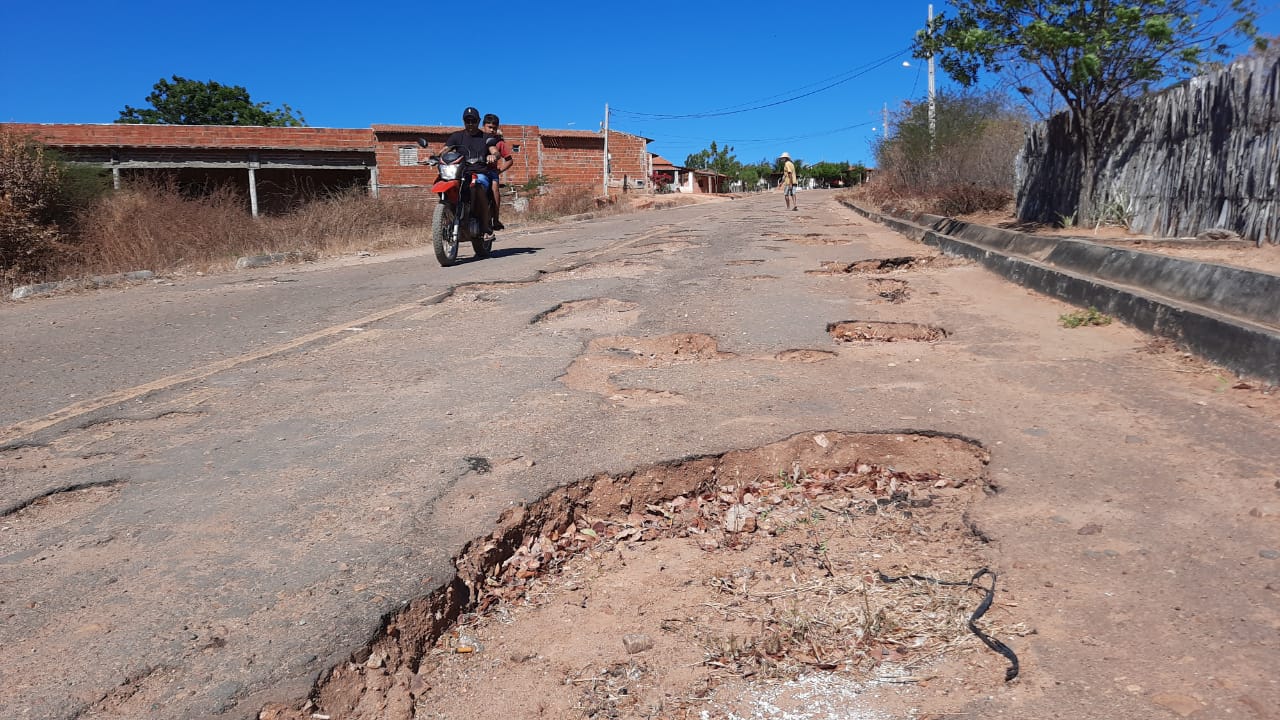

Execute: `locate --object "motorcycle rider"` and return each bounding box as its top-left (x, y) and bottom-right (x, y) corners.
top-left (444, 107), bottom-right (497, 237)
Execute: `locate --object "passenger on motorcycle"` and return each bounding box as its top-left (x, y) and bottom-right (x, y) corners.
top-left (482, 113), bottom-right (513, 230)
top-left (443, 107), bottom-right (497, 236)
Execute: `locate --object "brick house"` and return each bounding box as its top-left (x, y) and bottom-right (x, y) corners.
top-left (2, 122), bottom-right (654, 215)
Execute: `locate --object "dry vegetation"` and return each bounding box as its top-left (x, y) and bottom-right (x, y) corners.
top-left (858, 90), bottom-right (1027, 219)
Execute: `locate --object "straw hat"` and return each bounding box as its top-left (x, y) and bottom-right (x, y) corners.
top-left (778, 151), bottom-right (791, 159)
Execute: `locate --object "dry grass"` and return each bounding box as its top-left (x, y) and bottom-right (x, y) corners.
top-left (520, 184), bottom-right (621, 222)
top-left (11, 180), bottom-right (438, 287)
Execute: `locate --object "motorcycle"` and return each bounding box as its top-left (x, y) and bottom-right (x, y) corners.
top-left (418, 137), bottom-right (495, 267)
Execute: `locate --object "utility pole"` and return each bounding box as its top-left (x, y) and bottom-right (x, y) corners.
top-left (883, 103), bottom-right (889, 140)
top-left (602, 103), bottom-right (610, 196)
top-left (928, 4), bottom-right (937, 150)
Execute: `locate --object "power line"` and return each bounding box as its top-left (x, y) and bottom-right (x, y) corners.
top-left (613, 47), bottom-right (912, 120)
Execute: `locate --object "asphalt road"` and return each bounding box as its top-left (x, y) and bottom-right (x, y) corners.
top-left (2, 190), bottom-right (1276, 719)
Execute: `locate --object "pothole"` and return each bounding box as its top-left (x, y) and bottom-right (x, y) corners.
top-left (807, 256), bottom-right (952, 276)
top-left (560, 333), bottom-right (733, 406)
top-left (786, 233), bottom-right (853, 246)
top-left (0, 479), bottom-right (124, 522)
top-left (444, 280), bottom-right (536, 303)
top-left (529, 298), bottom-right (640, 330)
top-left (869, 278), bottom-right (911, 303)
top-left (774, 349), bottom-right (838, 363)
top-left (258, 431), bottom-right (1021, 720)
top-left (540, 260), bottom-right (655, 282)
top-left (626, 240), bottom-right (700, 255)
top-left (828, 321), bottom-right (948, 343)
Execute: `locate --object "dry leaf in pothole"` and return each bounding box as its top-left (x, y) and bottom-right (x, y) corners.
top-left (814, 433), bottom-right (830, 448)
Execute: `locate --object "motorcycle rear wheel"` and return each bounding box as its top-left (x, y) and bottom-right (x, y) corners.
top-left (472, 234), bottom-right (493, 258)
top-left (432, 203), bottom-right (459, 267)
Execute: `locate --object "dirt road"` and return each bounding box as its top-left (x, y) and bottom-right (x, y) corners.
top-left (2, 190), bottom-right (1276, 719)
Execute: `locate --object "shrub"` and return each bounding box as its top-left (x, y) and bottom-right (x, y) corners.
top-left (1059, 307), bottom-right (1113, 328)
top-left (1, 131), bottom-right (67, 286)
top-left (934, 183), bottom-right (1013, 216)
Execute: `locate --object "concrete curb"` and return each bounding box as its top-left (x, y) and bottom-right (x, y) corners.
top-left (10, 271), bottom-right (155, 301)
top-left (841, 200), bottom-right (1280, 384)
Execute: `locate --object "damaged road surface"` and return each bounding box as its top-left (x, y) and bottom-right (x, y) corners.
top-left (1, 191), bottom-right (1277, 720)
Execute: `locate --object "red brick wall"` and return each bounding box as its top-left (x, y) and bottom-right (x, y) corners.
top-left (1, 123), bottom-right (372, 150)
top-left (606, 132), bottom-right (650, 192)
top-left (3, 123), bottom-right (653, 197)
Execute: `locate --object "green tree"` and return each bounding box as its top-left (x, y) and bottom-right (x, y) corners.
top-left (117, 76), bottom-right (306, 127)
top-left (684, 142), bottom-right (744, 180)
top-left (915, 0), bottom-right (1265, 220)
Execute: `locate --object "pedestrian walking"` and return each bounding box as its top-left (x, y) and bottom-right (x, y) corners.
top-left (779, 152), bottom-right (798, 211)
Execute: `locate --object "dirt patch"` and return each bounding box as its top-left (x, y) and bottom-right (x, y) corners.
top-left (774, 349), bottom-right (838, 363)
top-left (828, 321), bottom-right (948, 343)
top-left (560, 333), bottom-right (734, 407)
top-left (868, 279), bottom-right (910, 304)
top-left (626, 195), bottom-right (729, 212)
top-left (258, 431), bottom-right (1014, 720)
top-left (1135, 337), bottom-right (1280, 422)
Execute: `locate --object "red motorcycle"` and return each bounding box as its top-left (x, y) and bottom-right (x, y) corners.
top-left (418, 138), bottom-right (494, 267)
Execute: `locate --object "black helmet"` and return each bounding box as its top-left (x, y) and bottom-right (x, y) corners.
top-left (462, 107), bottom-right (481, 123)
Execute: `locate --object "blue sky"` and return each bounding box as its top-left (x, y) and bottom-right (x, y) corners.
top-left (2, 1), bottom-right (1275, 167)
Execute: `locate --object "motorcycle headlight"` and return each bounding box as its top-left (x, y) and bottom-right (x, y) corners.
top-left (439, 163), bottom-right (459, 181)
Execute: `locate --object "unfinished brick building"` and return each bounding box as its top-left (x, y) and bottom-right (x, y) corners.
top-left (2, 122), bottom-right (654, 215)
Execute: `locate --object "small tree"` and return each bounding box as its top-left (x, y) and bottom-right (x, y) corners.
top-left (915, 0), bottom-right (1265, 221)
top-left (118, 76), bottom-right (306, 126)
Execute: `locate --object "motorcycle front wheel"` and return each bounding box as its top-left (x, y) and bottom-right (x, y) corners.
top-left (432, 203), bottom-right (459, 267)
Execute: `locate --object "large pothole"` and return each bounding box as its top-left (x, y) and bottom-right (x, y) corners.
top-left (808, 256), bottom-right (954, 276)
top-left (259, 431), bottom-right (1023, 720)
top-left (828, 321), bottom-right (948, 343)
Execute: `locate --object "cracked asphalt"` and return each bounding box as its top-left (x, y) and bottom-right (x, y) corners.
top-left (2, 190), bottom-right (1277, 719)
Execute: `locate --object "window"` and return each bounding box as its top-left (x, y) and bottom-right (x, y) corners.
top-left (398, 146), bottom-right (418, 166)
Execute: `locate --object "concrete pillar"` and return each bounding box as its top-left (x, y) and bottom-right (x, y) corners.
top-left (248, 153), bottom-right (260, 217)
